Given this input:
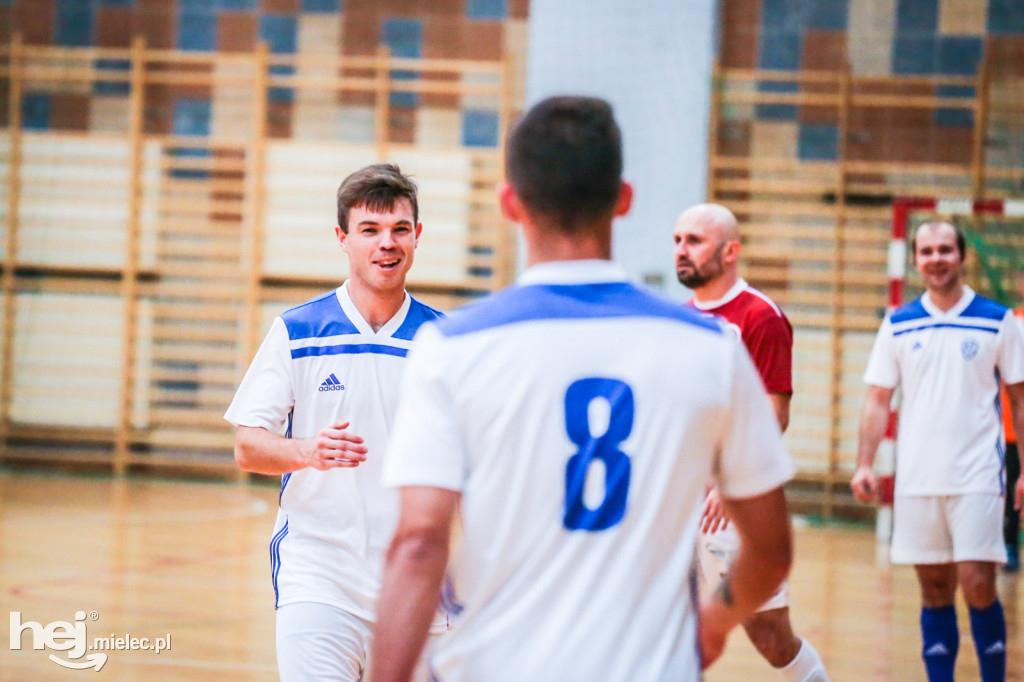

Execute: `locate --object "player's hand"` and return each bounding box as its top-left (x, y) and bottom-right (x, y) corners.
top-left (301, 421), bottom-right (368, 470)
top-left (850, 466), bottom-right (877, 503)
top-left (697, 600), bottom-right (731, 669)
top-left (701, 487), bottom-right (730, 534)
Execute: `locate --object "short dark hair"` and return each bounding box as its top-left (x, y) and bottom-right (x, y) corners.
top-left (505, 96), bottom-right (623, 232)
top-left (336, 163), bottom-right (418, 233)
top-left (911, 221), bottom-right (966, 262)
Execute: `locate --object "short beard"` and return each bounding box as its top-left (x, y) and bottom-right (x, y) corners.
top-left (676, 242), bottom-right (726, 290)
top-left (677, 268), bottom-right (714, 289)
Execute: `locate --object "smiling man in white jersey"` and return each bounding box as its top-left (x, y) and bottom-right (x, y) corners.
top-left (673, 203), bottom-right (830, 682)
top-left (224, 164), bottom-right (446, 681)
top-left (852, 221), bottom-right (1024, 682)
top-left (369, 96), bottom-right (795, 682)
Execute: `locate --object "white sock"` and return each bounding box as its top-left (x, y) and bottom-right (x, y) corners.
top-left (779, 638), bottom-right (829, 682)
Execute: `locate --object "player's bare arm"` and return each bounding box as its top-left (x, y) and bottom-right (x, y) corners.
top-left (371, 486), bottom-right (459, 682)
top-left (702, 390), bottom-right (791, 532)
top-left (768, 392), bottom-right (791, 434)
top-left (698, 485), bottom-right (792, 669)
top-left (233, 422), bottom-right (368, 475)
top-left (851, 385), bottom-right (895, 502)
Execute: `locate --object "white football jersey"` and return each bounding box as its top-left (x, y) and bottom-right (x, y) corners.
top-left (225, 281), bottom-right (446, 628)
top-left (383, 260), bottom-right (794, 682)
top-left (864, 286), bottom-right (1024, 496)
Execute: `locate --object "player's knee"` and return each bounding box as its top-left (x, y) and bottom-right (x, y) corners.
top-left (959, 569), bottom-right (997, 608)
top-left (916, 571), bottom-right (956, 605)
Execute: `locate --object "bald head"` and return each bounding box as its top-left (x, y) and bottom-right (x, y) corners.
top-left (675, 203), bottom-right (740, 244)
top-left (673, 203), bottom-right (741, 295)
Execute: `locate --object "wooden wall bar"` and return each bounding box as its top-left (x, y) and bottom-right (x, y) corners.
top-left (0, 37), bottom-right (516, 477)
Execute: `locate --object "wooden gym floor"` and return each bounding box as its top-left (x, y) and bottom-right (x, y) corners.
top-left (1, 470), bottom-right (1022, 681)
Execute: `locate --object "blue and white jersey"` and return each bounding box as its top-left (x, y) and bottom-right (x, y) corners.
top-left (225, 281), bottom-right (447, 627)
top-left (864, 286), bottom-right (1024, 496)
top-left (383, 260), bottom-right (794, 682)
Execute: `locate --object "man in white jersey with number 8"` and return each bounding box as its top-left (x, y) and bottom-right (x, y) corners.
top-left (369, 96), bottom-right (795, 682)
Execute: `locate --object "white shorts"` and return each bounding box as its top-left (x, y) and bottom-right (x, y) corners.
top-left (276, 602), bottom-right (439, 682)
top-left (891, 494), bottom-right (1007, 565)
top-left (698, 524), bottom-right (789, 612)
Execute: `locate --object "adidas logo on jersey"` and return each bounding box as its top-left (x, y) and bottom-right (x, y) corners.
top-left (319, 374), bottom-right (345, 392)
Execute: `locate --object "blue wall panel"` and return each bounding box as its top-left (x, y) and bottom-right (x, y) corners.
top-left (383, 18), bottom-right (423, 108)
top-left (23, 94), bottom-right (52, 130)
top-left (798, 122), bottom-right (839, 160)
top-left (462, 110), bottom-right (499, 147)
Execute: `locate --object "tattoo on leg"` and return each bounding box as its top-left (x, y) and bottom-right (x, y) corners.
top-left (715, 575), bottom-right (734, 607)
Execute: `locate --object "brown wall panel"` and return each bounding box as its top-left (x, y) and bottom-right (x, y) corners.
top-left (717, 120), bottom-right (752, 157)
top-left (267, 100), bottom-right (293, 138)
top-left (460, 20), bottom-right (502, 60)
top-left (14, 0), bottom-right (54, 45)
top-left (219, 11), bottom-right (259, 53)
top-left (49, 93), bottom-right (90, 130)
top-left (261, 0), bottom-right (301, 13)
top-left (342, 10), bottom-right (380, 56)
top-left (0, 5), bottom-right (13, 45)
top-left (802, 30), bottom-right (846, 70)
top-left (508, 0), bottom-right (530, 20)
top-left (988, 36), bottom-right (1024, 78)
top-left (96, 7), bottom-right (132, 48)
top-left (134, 6), bottom-right (175, 49)
top-left (720, 0), bottom-right (761, 69)
top-left (388, 105), bottom-right (416, 144)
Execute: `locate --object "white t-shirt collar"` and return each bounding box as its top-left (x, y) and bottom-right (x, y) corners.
top-left (691, 278), bottom-right (748, 311)
top-left (335, 280), bottom-right (411, 337)
top-left (516, 259), bottom-right (630, 287)
top-left (922, 285), bottom-right (974, 318)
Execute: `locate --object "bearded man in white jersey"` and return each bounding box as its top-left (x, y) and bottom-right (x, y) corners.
top-left (673, 203), bottom-right (829, 682)
top-left (852, 221), bottom-right (1024, 682)
top-left (370, 96), bottom-right (795, 682)
top-left (225, 164), bottom-right (446, 681)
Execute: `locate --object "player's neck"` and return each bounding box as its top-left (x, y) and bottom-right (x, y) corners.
top-left (347, 279), bottom-right (406, 332)
top-left (926, 282), bottom-right (965, 312)
top-left (691, 273), bottom-right (739, 305)
top-left (524, 225), bottom-right (612, 265)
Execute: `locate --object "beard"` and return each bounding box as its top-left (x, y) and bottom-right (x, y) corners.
top-left (676, 251), bottom-right (725, 289)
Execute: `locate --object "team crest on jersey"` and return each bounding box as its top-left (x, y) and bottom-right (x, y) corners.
top-left (960, 339), bottom-right (979, 360)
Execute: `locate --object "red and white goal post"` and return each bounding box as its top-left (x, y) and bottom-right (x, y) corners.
top-left (877, 197), bottom-right (1024, 542)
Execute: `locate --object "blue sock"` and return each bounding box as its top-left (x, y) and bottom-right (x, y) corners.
top-left (969, 600), bottom-right (1006, 682)
top-left (921, 605), bottom-right (958, 682)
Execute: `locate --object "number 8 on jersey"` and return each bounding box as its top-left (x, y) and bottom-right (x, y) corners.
top-left (563, 377), bottom-right (634, 531)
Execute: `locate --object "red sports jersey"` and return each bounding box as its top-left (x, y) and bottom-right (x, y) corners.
top-left (691, 279), bottom-right (793, 395)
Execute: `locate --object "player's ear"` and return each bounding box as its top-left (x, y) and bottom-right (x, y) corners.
top-left (498, 181), bottom-right (523, 223)
top-left (614, 181), bottom-right (633, 217)
top-left (723, 239), bottom-right (740, 265)
top-left (413, 222), bottom-right (423, 247)
top-left (336, 225), bottom-right (348, 252)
